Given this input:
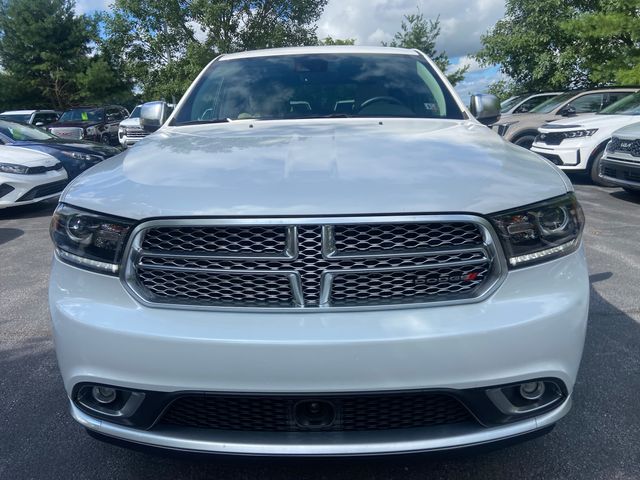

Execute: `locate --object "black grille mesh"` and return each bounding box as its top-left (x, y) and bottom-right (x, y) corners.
top-left (132, 221), bottom-right (494, 308)
top-left (159, 392), bottom-right (474, 432)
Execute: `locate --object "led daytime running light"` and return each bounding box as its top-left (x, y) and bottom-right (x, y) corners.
top-left (56, 248), bottom-right (120, 274)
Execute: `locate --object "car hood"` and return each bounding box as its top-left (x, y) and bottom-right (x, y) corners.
top-left (611, 121), bottom-right (640, 139)
top-left (49, 121), bottom-right (101, 128)
top-left (12, 139), bottom-right (120, 157)
top-left (539, 114), bottom-right (640, 132)
top-left (0, 145), bottom-right (59, 167)
top-left (497, 112), bottom-right (563, 126)
top-left (119, 117), bottom-right (140, 127)
top-left (62, 118), bottom-right (570, 220)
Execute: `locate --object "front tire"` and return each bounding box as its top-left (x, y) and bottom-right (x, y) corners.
top-left (589, 151), bottom-right (616, 187)
top-left (513, 134), bottom-right (536, 150)
top-left (100, 134), bottom-right (111, 145)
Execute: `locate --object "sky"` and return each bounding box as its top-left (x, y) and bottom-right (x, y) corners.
top-left (76, 0), bottom-right (505, 100)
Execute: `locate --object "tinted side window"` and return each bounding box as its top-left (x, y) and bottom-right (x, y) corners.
top-left (604, 92), bottom-right (634, 108)
top-left (568, 93), bottom-right (604, 113)
top-left (513, 95), bottom-right (555, 114)
top-left (33, 113), bottom-right (58, 125)
top-left (106, 107), bottom-right (123, 121)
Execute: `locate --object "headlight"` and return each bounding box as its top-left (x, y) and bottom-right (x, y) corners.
top-left (494, 122), bottom-right (517, 137)
top-left (563, 129), bottom-right (597, 139)
top-left (0, 162), bottom-right (29, 174)
top-left (60, 150), bottom-right (102, 162)
top-left (490, 193), bottom-right (584, 268)
top-left (50, 204), bottom-right (134, 274)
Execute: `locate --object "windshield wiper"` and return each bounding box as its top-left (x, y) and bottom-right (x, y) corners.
top-left (287, 114), bottom-right (352, 120)
top-left (175, 118), bottom-right (233, 126)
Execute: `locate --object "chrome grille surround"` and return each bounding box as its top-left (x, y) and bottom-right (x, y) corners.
top-left (124, 126), bottom-right (148, 138)
top-left (122, 215), bottom-right (507, 312)
top-left (49, 127), bottom-right (84, 140)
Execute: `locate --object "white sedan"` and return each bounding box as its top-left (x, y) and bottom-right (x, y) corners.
top-left (0, 145), bottom-right (68, 209)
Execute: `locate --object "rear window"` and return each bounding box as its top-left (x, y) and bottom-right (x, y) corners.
top-left (0, 114), bottom-right (31, 123)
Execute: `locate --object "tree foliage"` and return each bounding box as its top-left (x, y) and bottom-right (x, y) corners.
top-left (384, 12), bottom-right (468, 86)
top-left (318, 36), bottom-right (355, 46)
top-left (566, 0), bottom-right (640, 85)
top-left (100, 0), bottom-right (329, 100)
top-left (477, 0), bottom-right (640, 93)
top-left (0, 0), bottom-right (135, 110)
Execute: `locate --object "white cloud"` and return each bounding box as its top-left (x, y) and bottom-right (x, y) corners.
top-left (317, 0), bottom-right (504, 57)
top-left (75, 0), bottom-right (111, 14)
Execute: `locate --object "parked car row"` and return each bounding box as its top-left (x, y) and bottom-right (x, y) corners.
top-left (492, 87), bottom-right (640, 188)
top-left (0, 101), bottom-right (159, 209)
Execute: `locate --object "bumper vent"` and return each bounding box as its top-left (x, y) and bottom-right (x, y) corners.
top-left (16, 179), bottom-right (67, 202)
top-left (159, 392), bottom-right (475, 432)
top-left (124, 216), bottom-right (504, 310)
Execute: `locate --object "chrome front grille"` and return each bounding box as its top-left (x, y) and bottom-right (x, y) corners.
top-left (49, 127), bottom-right (84, 140)
top-left (124, 216), bottom-right (505, 311)
top-left (124, 126), bottom-right (148, 138)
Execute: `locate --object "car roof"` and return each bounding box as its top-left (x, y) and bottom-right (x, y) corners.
top-left (0, 110), bottom-right (57, 115)
top-left (220, 46), bottom-right (419, 61)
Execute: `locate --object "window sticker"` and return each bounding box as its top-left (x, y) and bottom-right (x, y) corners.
top-left (81, 112), bottom-right (88, 121)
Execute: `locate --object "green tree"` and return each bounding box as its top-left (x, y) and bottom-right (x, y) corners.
top-left (486, 79), bottom-right (524, 100)
top-left (100, 0), bottom-right (329, 100)
top-left (0, 0), bottom-right (94, 109)
top-left (319, 36), bottom-right (355, 46)
top-left (475, 0), bottom-right (601, 92)
top-left (0, 0), bottom-right (134, 110)
top-left (567, 0), bottom-right (640, 85)
top-left (384, 12), bottom-right (468, 86)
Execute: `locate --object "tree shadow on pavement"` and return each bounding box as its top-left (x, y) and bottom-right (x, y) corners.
top-left (0, 199), bottom-right (57, 220)
top-left (0, 227), bottom-right (23, 245)
top-left (1, 287), bottom-right (638, 480)
top-left (610, 189), bottom-right (640, 205)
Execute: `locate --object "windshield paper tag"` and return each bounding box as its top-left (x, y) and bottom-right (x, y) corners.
top-left (81, 112), bottom-right (88, 121)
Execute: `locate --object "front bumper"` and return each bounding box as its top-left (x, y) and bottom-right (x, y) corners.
top-left (71, 397), bottom-right (570, 455)
top-left (600, 156), bottom-right (640, 189)
top-left (531, 143), bottom-right (592, 171)
top-left (0, 169), bottom-right (68, 208)
top-left (49, 247), bottom-right (589, 454)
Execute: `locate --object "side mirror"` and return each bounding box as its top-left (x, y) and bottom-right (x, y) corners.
top-left (559, 105), bottom-right (576, 117)
top-left (469, 94), bottom-right (501, 126)
top-left (35, 122), bottom-right (44, 127)
top-left (140, 101), bottom-right (171, 133)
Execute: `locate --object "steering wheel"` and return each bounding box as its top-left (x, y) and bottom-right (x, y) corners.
top-left (356, 96), bottom-right (405, 113)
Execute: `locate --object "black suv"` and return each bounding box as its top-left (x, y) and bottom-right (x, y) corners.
top-left (47, 105), bottom-right (129, 145)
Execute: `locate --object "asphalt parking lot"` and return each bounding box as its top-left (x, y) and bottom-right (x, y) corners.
top-left (1, 178), bottom-right (639, 480)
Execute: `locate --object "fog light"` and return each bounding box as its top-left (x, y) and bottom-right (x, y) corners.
top-left (92, 386), bottom-right (117, 404)
top-left (519, 381), bottom-right (545, 401)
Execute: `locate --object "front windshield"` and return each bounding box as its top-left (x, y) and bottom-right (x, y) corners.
top-left (0, 119), bottom-right (57, 141)
top-left (129, 106), bottom-right (142, 118)
top-left (172, 53), bottom-right (464, 125)
top-left (599, 93), bottom-right (640, 115)
top-left (500, 95), bottom-right (526, 113)
top-left (0, 114), bottom-right (31, 123)
top-left (530, 92), bottom-right (577, 114)
top-left (59, 108), bottom-right (104, 123)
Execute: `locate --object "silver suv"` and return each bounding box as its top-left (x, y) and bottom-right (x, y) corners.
top-left (49, 46), bottom-right (589, 456)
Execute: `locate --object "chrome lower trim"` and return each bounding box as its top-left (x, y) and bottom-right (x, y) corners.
top-left (71, 396), bottom-right (570, 456)
top-left (121, 215), bottom-right (508, 312)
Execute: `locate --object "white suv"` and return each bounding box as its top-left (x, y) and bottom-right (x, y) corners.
top-left (532, 92), bottom-right (640, 184)
top-left (49, 47), bottom-right (589, 456)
